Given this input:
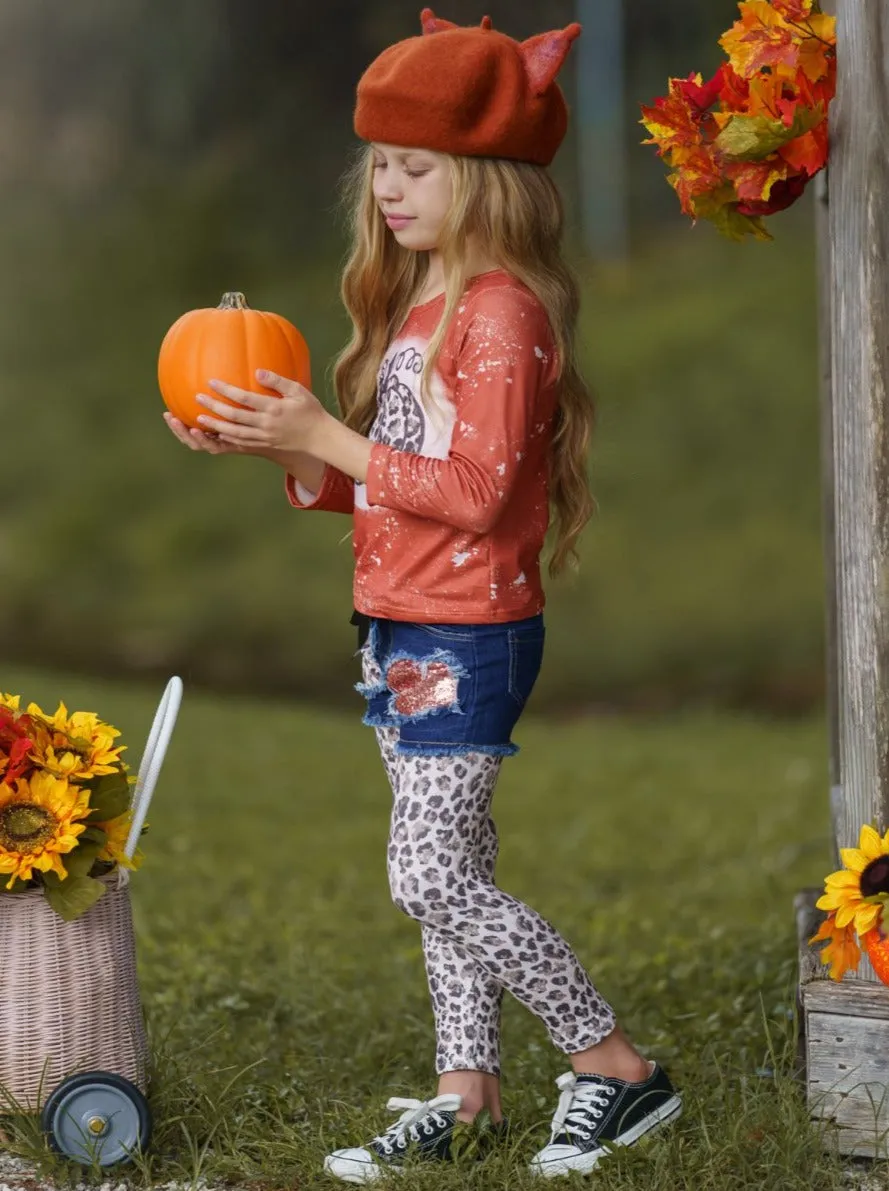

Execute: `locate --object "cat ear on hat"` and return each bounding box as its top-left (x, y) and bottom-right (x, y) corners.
top-left (520, 23), bottom-right (582, 95)
top-left (420, 7), bottom-right (458, 33)
top-left (420, 8), bottom-right (493, 33)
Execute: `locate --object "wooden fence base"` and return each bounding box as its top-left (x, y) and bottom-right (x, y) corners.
top-left (797, 888), bottom-right (889, 1157)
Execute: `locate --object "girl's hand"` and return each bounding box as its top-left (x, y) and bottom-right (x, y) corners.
top-left (163, 410), bottom-right (264, 456)
top-left (193, 370), bottom-right (329, 454)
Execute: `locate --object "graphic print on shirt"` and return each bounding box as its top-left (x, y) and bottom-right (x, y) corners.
top-left (356, 337), bottom-right (456, 512)
top-left (370, 346), bottom-right (426, 453)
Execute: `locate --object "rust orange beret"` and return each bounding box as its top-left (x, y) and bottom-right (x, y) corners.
top-left (354, 8), bottom-right (582, 167)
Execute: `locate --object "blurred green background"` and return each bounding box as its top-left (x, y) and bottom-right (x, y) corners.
top-left (0, 0), bottom-right (827, 716)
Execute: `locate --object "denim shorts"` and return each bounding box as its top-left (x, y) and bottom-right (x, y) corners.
top-left (355, 615), bottom-right (545, 758)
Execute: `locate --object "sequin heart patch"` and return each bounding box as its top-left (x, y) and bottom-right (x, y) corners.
top-left (386, 657), bottom-right (460, 717)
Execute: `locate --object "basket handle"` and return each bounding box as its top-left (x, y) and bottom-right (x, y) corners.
top-left (124, 676), bottom-right (183, 862)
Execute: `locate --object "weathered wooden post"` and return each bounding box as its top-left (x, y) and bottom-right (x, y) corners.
top-left (797, 0), bottom-right (889, 1158)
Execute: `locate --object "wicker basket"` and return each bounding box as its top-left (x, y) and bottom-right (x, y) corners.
top-left (0, 870), bottom-right (148, 1110)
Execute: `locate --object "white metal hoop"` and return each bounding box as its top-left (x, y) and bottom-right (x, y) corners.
top-left (124, 677), bottom-right (183, 861)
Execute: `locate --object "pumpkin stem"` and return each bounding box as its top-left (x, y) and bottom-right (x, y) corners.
top-left (218, 292), bottom-right (249, 310)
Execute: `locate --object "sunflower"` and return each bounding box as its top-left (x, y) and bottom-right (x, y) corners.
top-left (95, 813), bottom-right (143, 872)
top-left (816, 823), bottom-right (889, 935)
top-left (0, 771), bottom-right (91, 889)
top-left (26, 701), bottom-right (125, 782)
top-left (810, 910), bottom-right (861, 981)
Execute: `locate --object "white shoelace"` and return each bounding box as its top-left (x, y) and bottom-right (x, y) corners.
top-left (549, 1073), bottom-right (616, 1142)
top-left (373, 1093), bottom-right (462, 1155)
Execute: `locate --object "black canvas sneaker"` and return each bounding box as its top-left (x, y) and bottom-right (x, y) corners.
top-left (323, 1092), bottom-right (508, 1183)
top-left (528, 1062), bottom-right (681, 1178)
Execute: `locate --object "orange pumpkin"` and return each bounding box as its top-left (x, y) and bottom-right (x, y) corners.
top-left (863, 924), bottom-right (889, 984)
top-left (158, 291), bottom-right (311, 429)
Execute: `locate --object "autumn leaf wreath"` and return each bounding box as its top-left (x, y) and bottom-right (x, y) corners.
top-left (640, 0), bottom-right (836, 241)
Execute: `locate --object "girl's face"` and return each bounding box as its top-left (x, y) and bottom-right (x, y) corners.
top-left (371, 143), bottom-right (453, 251)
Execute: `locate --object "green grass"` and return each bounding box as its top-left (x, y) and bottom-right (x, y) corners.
top-left (0, 664), bottom-right (880, 1189)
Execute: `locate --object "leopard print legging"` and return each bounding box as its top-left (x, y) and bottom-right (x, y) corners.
top-left (373, 724), bottom-right (617, 1076)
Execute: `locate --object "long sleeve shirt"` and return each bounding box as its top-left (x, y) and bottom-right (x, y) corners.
top-left (285, 268), bottom-right (560, 623)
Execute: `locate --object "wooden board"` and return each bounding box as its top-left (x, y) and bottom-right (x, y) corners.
top-left (797, 888), bottom-right (889, 1156)
top-left (806, 1010), bottom-right (889, 1158)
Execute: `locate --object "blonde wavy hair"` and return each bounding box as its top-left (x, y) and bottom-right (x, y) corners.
top-left (332, 145), bottom-right (597, 576)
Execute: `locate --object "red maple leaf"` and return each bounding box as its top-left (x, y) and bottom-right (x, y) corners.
top-left (676, 67), bottom-right (726, 113)
top-left (0, 707), bottom-right (36, 786)
top-left (640, 84), bottom-right (704, 159)
top-left (736, 172), bottom-right (809, 215)
top-left (725, 159), bottom-right (788, 204)
top-left (719, 63), bottom-right (752, 112)
top-left (771, 0), bottom-right (813, 20)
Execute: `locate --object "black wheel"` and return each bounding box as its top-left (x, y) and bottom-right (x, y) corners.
top-left (41, 1071), bottom-right (152, 1166)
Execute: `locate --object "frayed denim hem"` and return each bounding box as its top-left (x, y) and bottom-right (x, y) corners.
top-left (394, 739), bottom-right (519, 759)
top-left (362, 710), bottom-right (399, 729)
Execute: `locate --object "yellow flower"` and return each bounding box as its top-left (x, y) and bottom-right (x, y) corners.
top-left (0, 771), bottom-right (91, 889)
top-left (95, 813), bottom-right (143, 871)
top-left (810, 911), bottom-right (861, 981)
top-left (816, 823), bottom-right (889, 935)
top-left (27, 701), bottom-right (125, 782)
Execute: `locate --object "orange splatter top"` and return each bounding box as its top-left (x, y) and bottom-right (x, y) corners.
top-left (286, 269), bottom-right (560, 623)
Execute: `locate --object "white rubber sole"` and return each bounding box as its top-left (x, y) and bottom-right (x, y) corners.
top-left (323, 1151), bottom-right (406, 1184)
top-left (529, 1095), bottom-right (683, 1178)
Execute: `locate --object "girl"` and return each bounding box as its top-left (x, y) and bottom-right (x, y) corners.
top-left (165, 8), bottom-right (681, 1181)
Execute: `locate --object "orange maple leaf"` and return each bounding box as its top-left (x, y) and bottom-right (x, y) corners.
top-left (813, 51), bottom-right (837, 102)
top-left (720, 0), bottom-right (799, 79)
top-left (669, 147), bottom-right (724, 216)
top-left (787, 62), bottom-right (834, 121)
top-left (779, 118), bottom-right (828, 175)
top-left (745, 71), bottom-right (797, 123)
top-left (795, 12), bottom-right (836, 83)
